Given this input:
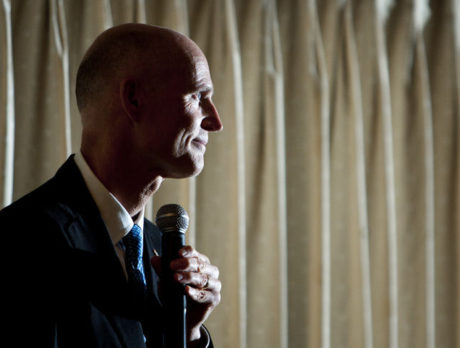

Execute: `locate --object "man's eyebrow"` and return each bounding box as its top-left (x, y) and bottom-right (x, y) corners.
top-left (200, 86), bottom-right (214, 96)
top-left (189, 84), bottom-right (213, 96)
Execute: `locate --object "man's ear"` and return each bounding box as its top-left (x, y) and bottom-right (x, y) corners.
top-left (120, 79), bottom-right (142, 122)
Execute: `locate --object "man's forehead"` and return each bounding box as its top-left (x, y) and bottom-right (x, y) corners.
top-left (166, 54), bottom-right (212, 90)
top-left (189, 58), bottom-right (213, 89)
top-left (191, 58), bottom-right (211, 78)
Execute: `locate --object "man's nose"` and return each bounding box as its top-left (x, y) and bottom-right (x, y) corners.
top-left (201, 101), bottom-right (223, 132)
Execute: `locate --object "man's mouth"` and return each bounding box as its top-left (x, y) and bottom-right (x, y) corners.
top-left (192, 137), bottom-right (208, 147)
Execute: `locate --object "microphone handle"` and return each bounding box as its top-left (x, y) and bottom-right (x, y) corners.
top-left (162, 231), bottom-right (187, 348)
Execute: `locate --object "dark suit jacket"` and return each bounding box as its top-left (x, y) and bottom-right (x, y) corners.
top-left (2, 156), bottom-right (211, 347)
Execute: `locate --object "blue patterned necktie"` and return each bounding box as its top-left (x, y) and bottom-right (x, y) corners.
top-left (123, 224), bottom-right (146, 287)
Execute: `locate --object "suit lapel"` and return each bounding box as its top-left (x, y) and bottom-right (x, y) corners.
top-left (143, 220), bottom-right (163, 304)
top-left (52, 156), bottom-right (125, 278)
top-left (141, 220), bottom-right (165, 344)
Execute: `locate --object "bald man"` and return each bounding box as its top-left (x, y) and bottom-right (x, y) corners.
top-left (2, 24), bottom-right (222, 347)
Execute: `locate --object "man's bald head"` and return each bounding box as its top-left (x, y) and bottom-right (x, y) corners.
top-left (75, 23), bottom-right (203, 112)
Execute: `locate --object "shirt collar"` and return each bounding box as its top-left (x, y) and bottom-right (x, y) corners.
top-left (74, 152), bottom-right (144, 246)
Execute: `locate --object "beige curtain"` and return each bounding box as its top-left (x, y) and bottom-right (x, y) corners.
top-left (1, 0), bottom-right (459, 347)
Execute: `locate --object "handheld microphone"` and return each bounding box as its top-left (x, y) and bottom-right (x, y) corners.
top-left (156, 204), bottom-right (189, 348)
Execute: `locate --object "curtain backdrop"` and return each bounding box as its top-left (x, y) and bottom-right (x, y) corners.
top-left (1, 0), bottom-right (459, 347)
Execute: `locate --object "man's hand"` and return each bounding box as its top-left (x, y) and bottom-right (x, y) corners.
top-left (151, 245), bottom-right (221, 343)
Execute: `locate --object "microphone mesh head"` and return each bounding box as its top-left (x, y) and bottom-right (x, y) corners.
top-left (155, 204), bottom-right (189, 234)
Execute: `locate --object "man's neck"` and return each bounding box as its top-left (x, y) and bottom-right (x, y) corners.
top-left (80, 149), bottom-right (164, 217)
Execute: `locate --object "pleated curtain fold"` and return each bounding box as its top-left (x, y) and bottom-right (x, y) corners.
top-left (1, 1), bottom-right (458, 347)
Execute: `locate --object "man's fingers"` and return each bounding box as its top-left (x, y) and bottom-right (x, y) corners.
top-left (170, 256), bottom-right (219, 278)
top-left (178, 246), bottom-right (210, 264)
top-left (185, 285), bottom-right (221, 305)
top-left (175, 271), bottom-right (221, 291)
top-left (151, 246), bottom-right (221, 303)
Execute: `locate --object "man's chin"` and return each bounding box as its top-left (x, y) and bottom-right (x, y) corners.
top-left (164, 161), bottom-right (204, 179)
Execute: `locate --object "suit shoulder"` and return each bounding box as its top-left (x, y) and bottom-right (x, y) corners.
top-left (0, 157), bottom-right (88, 226)
top-left (2, 181), bottom-right (77, 223)
top-left (0, 178), bottom-right (58, 220)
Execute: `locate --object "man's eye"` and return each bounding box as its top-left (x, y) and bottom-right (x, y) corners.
top-left (193, 92), bottom-right (202, 101)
